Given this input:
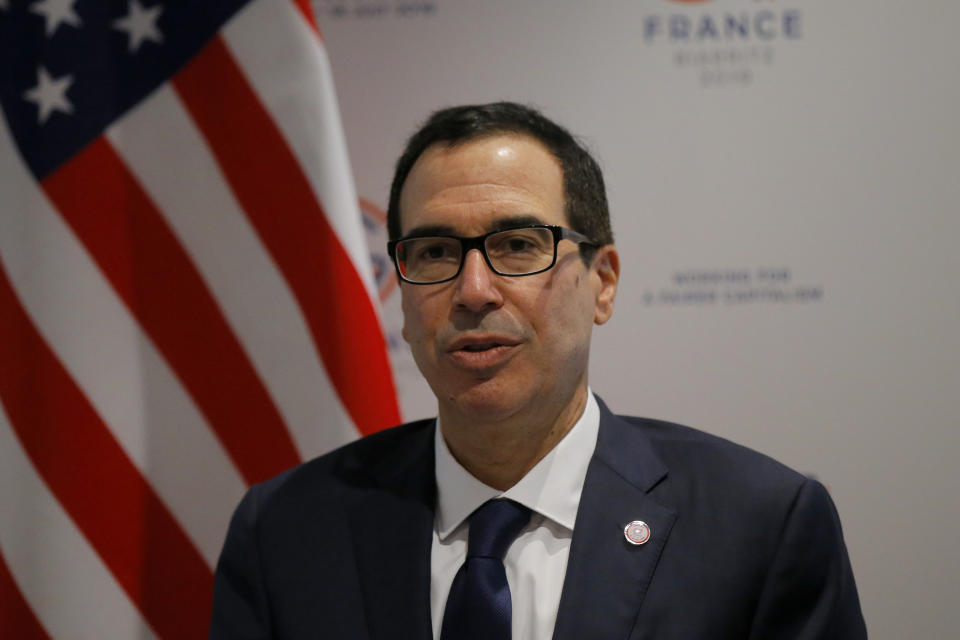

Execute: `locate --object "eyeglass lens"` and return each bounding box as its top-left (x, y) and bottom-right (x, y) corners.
top-left (396, 227), bottom-right (556, 283)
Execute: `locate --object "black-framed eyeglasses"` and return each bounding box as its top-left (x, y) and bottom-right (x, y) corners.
top-left (386, 224), bottom-right (595, 285)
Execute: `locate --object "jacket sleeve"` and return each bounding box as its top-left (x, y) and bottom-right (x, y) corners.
top-left (209, 486), bottom-right (273, 640)
top-left (747, 478), bottom-right (868, 639)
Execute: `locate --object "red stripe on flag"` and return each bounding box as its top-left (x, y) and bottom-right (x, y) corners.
top-left (0, 550), bottom-right (50, 640)
top-left (41, 137), bottom-right (301, 484)
top-left (0, 265), bottom-right (213, 639)
top-left (173, 37), bottom-right (402, 435)
top-left (292, 0), bottom-right (320, 35)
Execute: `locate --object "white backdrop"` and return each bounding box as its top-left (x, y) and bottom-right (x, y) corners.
top-left (314, 0), bottom-right (960, 636)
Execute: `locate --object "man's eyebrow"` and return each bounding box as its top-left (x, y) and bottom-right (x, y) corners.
top-left (488, 215), bottom-right (547, 232)
top-left (402, 215), bottom-right (549, 239)
top-left (403, 224), bottom-right (458, 238)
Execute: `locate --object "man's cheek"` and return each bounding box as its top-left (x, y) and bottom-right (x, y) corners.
top-left (400, 291), bottom-right (418, 345)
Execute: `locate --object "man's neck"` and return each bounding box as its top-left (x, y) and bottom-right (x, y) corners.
top-left (438, 386), bottom-right (589, 491)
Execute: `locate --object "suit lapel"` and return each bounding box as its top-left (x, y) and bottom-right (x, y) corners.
top-left (346, 421), bottom-right (437, 640)
top-left (552, 399), bottom-right (677, 640)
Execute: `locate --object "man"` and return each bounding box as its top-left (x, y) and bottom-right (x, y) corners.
top-left (210, 102), bottom-right (866, 639)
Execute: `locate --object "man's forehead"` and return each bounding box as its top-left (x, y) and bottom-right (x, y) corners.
top-left (421, 132), bottom-right (552, 165)
top-left (398, 134), bottom-right (566, 235)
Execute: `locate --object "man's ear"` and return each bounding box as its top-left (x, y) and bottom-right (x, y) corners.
top-left (591, 245), bottom-right (619, 325)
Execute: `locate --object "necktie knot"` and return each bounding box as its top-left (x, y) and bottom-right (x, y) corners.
top-left (467, 499), bottom-right (532, 560)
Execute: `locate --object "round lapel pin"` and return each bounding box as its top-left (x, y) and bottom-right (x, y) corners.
top-left (624, 520), bottom-right (651, 545)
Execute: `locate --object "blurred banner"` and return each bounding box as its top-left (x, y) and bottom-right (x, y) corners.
top-left (314, 1), bottom-right (960, 638)
top-left (0, 0), bottom-right (399, 637)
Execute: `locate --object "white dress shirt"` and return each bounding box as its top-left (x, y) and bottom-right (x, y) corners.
top-left (430, 391), bottom-right (600, 640)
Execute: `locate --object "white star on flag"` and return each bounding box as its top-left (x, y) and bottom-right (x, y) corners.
top-left (113, 0), bottom-right (164, 53)
top-left (29, 0), bottom-right (83, 36)
top-left (23, 66), bottom-right (74, 124)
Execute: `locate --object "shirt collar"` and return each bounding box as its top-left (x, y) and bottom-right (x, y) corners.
top-left (434, 390), bottom-right (600, 540)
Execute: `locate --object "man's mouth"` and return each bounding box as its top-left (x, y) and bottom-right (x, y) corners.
top-left (461, 343), bottom-right (500, 352)
top-left (447, 335), bottom-right (519, 353)
top-left (446, 335), bottom-right (520, 370)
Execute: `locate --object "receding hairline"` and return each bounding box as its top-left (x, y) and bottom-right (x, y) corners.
top-left (395, 132), bottom-right (570, 234)
top-left (387, 101), bottom-right (613, 256)
top-left (406, 129), bottom-right (566, 170)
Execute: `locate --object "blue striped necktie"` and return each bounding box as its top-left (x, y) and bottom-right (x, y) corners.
top-left (440, 499), bottom-right (532, 640)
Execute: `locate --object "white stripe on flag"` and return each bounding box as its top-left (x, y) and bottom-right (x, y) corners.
top-left (0, 407), bottom-right (158, 640)
top-left (224, 0), bottom-right (381, 308)
top-left (0, 119), bottom-right (245, 567)
top-left (107, 84), bottom-right (359, 460)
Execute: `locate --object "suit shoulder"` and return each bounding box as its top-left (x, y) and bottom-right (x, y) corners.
top-left (617, 414), bottom-right (810, 495)
top-left (244, 418), bottom-right (435, 513)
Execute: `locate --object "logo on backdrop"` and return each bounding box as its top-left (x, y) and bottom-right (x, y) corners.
top-left (359, 198), bottom-right (398, 305)
top-left (645, 0), bottom-right (803, 87)
top-left (359, 198), bottom-right (407, 354)
top-left (316, 0), bottom-right (436, 19)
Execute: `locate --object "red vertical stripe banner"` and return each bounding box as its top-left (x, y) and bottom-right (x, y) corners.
top-left (0, 550), bottom-right (50, 640)
top-left (172, 35), bottom-right (402, 436)
top-left (0, 264), bottom-right (214, 639)
top-left (0, 0), bottom-right (401, 637)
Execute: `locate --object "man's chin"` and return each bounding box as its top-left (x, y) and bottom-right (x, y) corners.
top-left (441, 381), bottom-right (531, 423)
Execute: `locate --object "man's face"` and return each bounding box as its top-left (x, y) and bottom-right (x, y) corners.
top-left (397, 133), bottom-right (618, 425)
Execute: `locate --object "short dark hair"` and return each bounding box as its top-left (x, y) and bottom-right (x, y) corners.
top-left (386, 102), bottom-right (613, 260)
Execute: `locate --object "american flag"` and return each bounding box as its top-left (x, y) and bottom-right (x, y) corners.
top-left (0, 0), bottom-right (401, 637)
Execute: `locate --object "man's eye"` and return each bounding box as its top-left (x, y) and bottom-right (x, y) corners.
top-left (505, 238), bottom-right (535, 252)
top-left (420, 244), bottom-right (454, 260)
top-left (489, 231), bottom-right (546, 255)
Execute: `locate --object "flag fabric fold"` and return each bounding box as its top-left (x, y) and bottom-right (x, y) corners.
top-left (0, 0), bottom-right (401, 637)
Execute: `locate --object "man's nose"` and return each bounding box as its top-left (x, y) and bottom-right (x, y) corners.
top-left (452, 249), bottom-right (504, 312)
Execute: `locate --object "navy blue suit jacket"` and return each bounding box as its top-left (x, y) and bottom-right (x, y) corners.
top-left (210, 397), bottom-right (867, 638)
